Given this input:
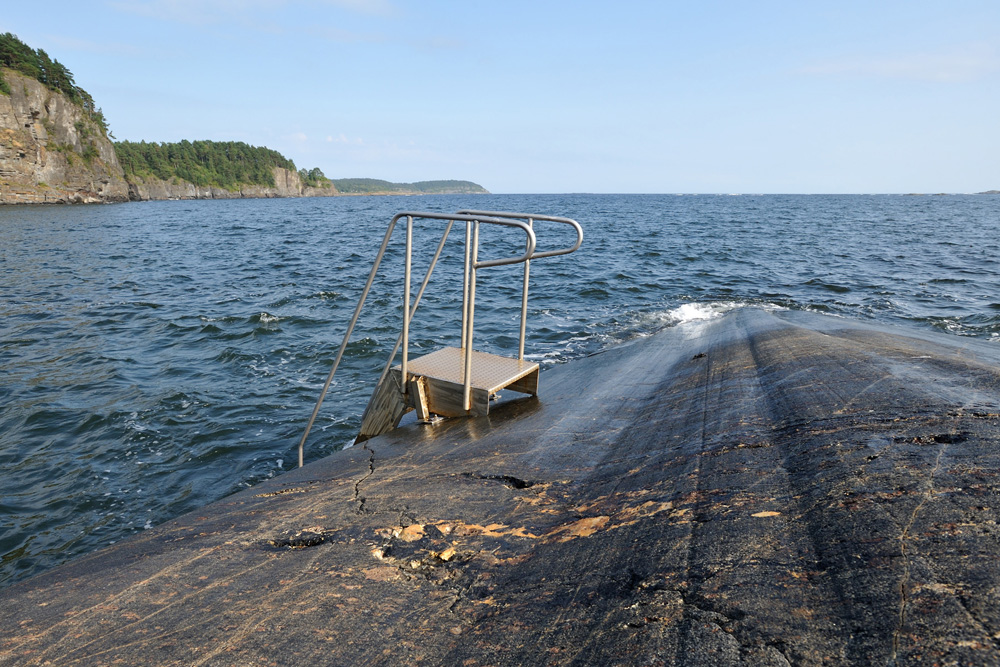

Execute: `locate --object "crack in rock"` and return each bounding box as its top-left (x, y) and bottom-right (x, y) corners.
top-left (462, 472), bottom-right (536, 490)
top-left (267, 528), bottom-right (330, 549)
top-left (889, 440), bottom-right (949, 666)
top-left (253, 484), bottom-right (313, 498)
top-left (353, 443), bottom-right (376, 515)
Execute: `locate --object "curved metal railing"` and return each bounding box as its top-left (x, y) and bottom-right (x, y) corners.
top-left (297, 210), bottom-right (581, 467)
top-left (457, 211), bottom-right (583, 360)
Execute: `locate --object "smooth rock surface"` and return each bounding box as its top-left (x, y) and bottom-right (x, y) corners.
top-left (1, 308), bottom-right (999, 666)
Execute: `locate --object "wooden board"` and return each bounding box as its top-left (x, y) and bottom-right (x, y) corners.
top-left (356, 369), bottom-right (409, 443)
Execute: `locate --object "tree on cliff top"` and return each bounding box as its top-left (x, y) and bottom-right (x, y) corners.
top-left (115, 140), bottom-right (298, 190)
top-left (299, 167), bottom-right (333, 188)
top-left (0, 32), bottom-right (109, 135)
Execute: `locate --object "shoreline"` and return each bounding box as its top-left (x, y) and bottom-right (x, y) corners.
top-left (0, 188), bottom-right (490, 206)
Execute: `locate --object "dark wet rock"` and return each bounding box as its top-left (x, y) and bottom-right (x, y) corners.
top-left (1, 308), bottom-right (999, 666)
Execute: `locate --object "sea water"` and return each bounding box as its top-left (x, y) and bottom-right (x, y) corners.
top-left (1, 193), bottom-right (998, 587)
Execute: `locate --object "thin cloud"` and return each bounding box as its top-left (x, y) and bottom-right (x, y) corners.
top-left (322, 0), bottom-right (396, 17)
top-left (307, 26), bottom-right (389, 44)
top-left (107, 0), bottom-right (254, 26)
top-left (328, 134), bottom-right (365, 145)
top-left (799, 43), bottom-right (1000, 83)
top-left (42, 35), bottom-right (145, 58)
top-left (413, 36), bottom-right (467, 53)
top-left (109, 0), bottom-right (397, 26)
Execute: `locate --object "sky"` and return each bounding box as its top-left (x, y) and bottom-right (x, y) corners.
top-left (4, 0), bottom-right (999, 193)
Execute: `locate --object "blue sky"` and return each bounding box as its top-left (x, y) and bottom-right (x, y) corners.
top-left (4, 1), bottom-right (999, 193)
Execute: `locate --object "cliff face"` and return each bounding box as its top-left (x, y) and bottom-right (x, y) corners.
top-left (125, 168), bottom-right (339, 201)
top-left (0, 69), bottom-right (129, 204)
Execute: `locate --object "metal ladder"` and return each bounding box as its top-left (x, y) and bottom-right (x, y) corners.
top-left (297, 210), bottom-right (582, 467)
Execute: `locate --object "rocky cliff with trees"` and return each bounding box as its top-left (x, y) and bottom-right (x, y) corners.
top-left (0, 33), bottom-right (486, 205)
top-left (114, 139), bottom-right (336, 201)
top-left (0, 34), bottom-right (128, 203)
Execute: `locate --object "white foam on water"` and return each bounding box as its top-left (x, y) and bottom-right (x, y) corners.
top-left (521, 302), bottom-right (793, 367)
top-left (666, 301), bottom-right (789, 326)
top-left (618, 301), bottom-right (792, 342)
top-left (666, 302), bottom-right (727, 324)
top-left (627, 302), bottom-right (724, 332)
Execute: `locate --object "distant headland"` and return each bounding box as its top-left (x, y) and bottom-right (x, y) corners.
top-left (0, 33), bottom-right (487, 205)
top-left (114, 139), bottom-right (487, 202)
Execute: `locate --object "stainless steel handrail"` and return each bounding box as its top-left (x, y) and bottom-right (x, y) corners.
top-left (367, 220), bottom-right (455, 420)
top-left (297, 211), bottom-right (536, 467)
top-left (457, 211), bottom-right (583, 360)
top-left (456, 210), bottom-right (583, 260)
top-left (400, 213), bottom-right (535, 406)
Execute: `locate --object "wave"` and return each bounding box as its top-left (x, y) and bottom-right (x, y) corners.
top-left (623, 300), bottom-right (788, 333)
top-left (253, 312), bottom-right (281, 324)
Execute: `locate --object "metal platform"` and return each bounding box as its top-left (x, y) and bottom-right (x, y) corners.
top-left (356, 348), bottom-right (539, 443)
top-left (407, 347), bottom-right (538, 395)
top-left (405, 347), bottom-right (539, 419)
top-left (301, 210), bottom-right (582, 458)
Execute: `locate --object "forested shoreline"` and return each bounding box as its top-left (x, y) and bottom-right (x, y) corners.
top-left (1, 32), bottom-right (487, 203)
top-left (115, 140), bottom-right (298, 190)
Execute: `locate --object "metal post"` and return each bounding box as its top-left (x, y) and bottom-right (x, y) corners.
top-left (297, 217), bottom-right (399, 467)
top-left (401, 215), bottom-right (412, 389)
top-left (372, 221), bottom-right (454, 391)
top-left (463, 221), bottom-right (479, 411)
top-left (461, 220), bottom-right (471, 350)
top-left (518, 218), bottom-right (533, 360)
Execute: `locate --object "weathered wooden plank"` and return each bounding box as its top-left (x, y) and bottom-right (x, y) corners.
top-left (505, 366), bottom-right (538, 395)
top-left (421, 374), bottom-right (491, 417)
top-left (409, 375), bottom-right (430, 422)
top-left (356, 368), bottom-right (409, 442)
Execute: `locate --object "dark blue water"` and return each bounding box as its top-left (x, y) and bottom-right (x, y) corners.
top-left (2, 193), bottom-right (999, 588)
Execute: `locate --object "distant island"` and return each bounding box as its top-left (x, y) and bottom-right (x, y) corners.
top-left (977, 190), bottom-right (1000, 195)
top-left (0, 33), bottom-right (487, 205)
top-left (328, 178), bottom-right (489, 195)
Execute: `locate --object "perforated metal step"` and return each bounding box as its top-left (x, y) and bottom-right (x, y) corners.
top-left (405, 347), bottom-right (538, 394)
top-left (403, 347), bottom-right (539, 419)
